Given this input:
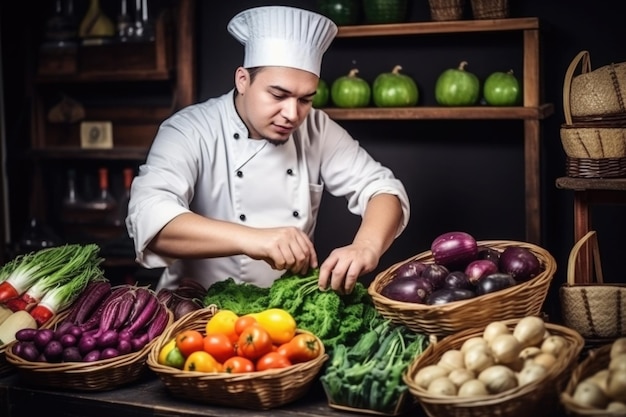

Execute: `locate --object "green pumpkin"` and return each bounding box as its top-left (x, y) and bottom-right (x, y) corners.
top-left (317, 0), bottom-right (360, 25)
top-left (435, 61), bottom-right (480, 106)
top-left (372, 65), bottom-right (419, 107)
top-left (483, 70), bottom-right (521, 106)
top-left (363, 0), bottom-right (408, 24)
top-left (312, 79), bottom-right (330, 108)
top-left (331, 69), bottom-right (371, 108)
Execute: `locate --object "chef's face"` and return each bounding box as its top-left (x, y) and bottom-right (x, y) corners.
top-left (234, 66), bottom-right (318, 144)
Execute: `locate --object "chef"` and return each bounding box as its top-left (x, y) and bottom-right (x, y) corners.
top-left (126, 5), bottom-right (410, 294)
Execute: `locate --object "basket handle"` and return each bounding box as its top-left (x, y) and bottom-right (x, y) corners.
top-left (567, 230), bottom-right (604, 285)
top-left (563, 50), bottom-right (591, 125)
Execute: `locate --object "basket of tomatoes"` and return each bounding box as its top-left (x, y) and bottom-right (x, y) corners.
top-left (146, 305), bottom-right (328, 410)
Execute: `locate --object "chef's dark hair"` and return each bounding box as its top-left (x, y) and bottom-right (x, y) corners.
top-left (234, 67), bottom-right (263, 96)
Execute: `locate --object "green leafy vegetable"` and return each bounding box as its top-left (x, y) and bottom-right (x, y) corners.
top-left (202, 277), bottom-right (270, 315)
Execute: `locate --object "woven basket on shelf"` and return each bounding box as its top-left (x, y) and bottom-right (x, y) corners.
top-left (368, 240), bottom-right (556, 337)
top-left (404, 318), bottom-right (585, 417)
top-left (560, 343), bottom-right (620, 416)
top-left (146, 306), bottom-right (328, 410)
top-left (427, 0), bottom-right (465, 21)
top-left (561, 50), bottom-right (626, 178)
top-left (566, 50), bottom-right (626, 121)
top-left (4, 309), bottom-right (173, 391)
top-left (560, 231), bottom-right (626, 341)
top-left (469, 0), bottom-right (508, 19)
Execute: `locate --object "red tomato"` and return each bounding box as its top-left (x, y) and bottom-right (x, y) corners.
top-left (234, 315), bottom-right (258, 336)
top-left (237, 324), bottom-right (273, 360)
top-left (279, 333), bottom-right (322, 364)
top-left (203, 333), bottom-right (236, 363)
top-left (175, 329), bottom-right (205, 357)
top-left (222, 356), bottom-right (255, 373)
top-left (256, 351), bottom-right (292, 371)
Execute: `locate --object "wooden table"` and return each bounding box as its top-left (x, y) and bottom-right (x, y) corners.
top-left (0, 368), bottom-right (577, 417)
top-left (555, 177), bottom-right (626, 283)
top-left (0, 372), bottom-right (420, 417)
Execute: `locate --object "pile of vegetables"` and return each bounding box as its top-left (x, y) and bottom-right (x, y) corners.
top-left (10, 283), bottom-right (169, 363)
top-left (568, 337), bottom-right (626, 412)
top-left (158, 308), bottom-right (323, 373)
top-left (0, 244), bottom-right (104, 345)
top-left (412, 316), bottom-right (566, 397)
top-left (381, 231), bottom-right (542, 305)
top-left (202, 269), bottom-right (378, 350)
top-left (156, 278), bottom-right (205, 321)
top-left (320, 317), bottom-right (428, 414)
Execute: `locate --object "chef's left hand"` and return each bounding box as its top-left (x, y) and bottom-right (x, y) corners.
top-left (317, 243), bottom-right (379, 294)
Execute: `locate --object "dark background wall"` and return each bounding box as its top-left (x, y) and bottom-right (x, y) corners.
top-left (1, 1), bottom-right (625, 321)
top-left (195, 1), bottom-right (626, 303)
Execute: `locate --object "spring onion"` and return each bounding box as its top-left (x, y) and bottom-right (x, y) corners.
top-left (0, 244), bottom-right (97, 303)
top-left (29, 261), bottom-right (103, 326)
top-left (5, 244), bottom-right (103, 312)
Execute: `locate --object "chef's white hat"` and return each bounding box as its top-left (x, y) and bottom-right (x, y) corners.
top-left (227, 6), bottom-right (338, 77)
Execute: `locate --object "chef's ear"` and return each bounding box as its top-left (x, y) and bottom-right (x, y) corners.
top-left (234, 67), bottom-right (250, 95)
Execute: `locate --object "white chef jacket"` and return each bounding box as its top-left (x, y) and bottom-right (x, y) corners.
top-left (126, 90), bottom-right (410, 290)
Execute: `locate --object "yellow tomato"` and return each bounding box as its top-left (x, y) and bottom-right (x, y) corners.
top-left (183, 351), bottom-right (221, 373)
top-left (158, 338), bottom-right (186, 369)
top-left (249, 308), bottom-right (296, 345)
top-left (205, 310), bottom-right (239, 343)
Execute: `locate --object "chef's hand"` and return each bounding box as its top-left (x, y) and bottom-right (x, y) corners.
top-left (245, 226), bottom-right (318, 275)
top-left (318, 243), bottom-right (379, 294)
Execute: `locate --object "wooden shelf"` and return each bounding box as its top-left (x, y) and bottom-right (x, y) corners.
top-left (556, 177), bottom-right (626, 192)
top-left (323, 104), bottom-right (554, 120)
top-left (29, 147), bottom-right (148, 160)
top-left (329, 17), bottom-right (550, 244)
top-left (556, 176), bottom-right (626, 283)
top-left (20, 0), bottom-right (197, 275)
top-left (335, 17), bottom-right (540, 37)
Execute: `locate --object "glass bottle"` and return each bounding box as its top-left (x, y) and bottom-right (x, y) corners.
top-left (63, 169), bottom-right (83, 208)
top-left (91, 167), bottom-right (117, 211)
top-left (114, 167), bottom-right (133, 226)
top-left (117, 0), bottom-right (132, 41)
top-left (79, 0), bottom-right (115, 41)
top-left (43, 0), bottom-right (78, 48)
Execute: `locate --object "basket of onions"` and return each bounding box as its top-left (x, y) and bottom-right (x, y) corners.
top-left (368, 232), bottom-right (557, 337)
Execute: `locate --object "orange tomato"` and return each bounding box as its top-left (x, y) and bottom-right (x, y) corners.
top-left (203, 333), bottom-right (236, 363)
top-left (237, 324), bottom-right (273, 360)
top-left (234, 315), bottom-right (258, 336)
top-left (205, 310), bottom-right (239, 343)
top-left (256, 351), bottom-right (292, 371)
top-left (183, 351), bottom-right (221, 373)
top-left (278, 333), bottom-right (322, 364)
top-left (222, 356), bottom-right (255, 373)
top-left (175, 329), bottom-right (205, 357)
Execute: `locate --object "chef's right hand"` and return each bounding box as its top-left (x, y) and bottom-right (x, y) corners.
top-left (245, 227), bottom-right (318, 275)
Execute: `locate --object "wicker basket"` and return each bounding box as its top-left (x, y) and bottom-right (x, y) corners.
top-left (469, 0), bottom-right (509, 19)
top-left (560, 231), bottom-right (626, 341)
top-left (561, 51), bottom-right (626, 178)
top-left (368, 240), bottom-right (556, 337)
top-left (565, 157), bottom-right (626, 179)
top-left (0, 342), bottom-right (14, 377)
top-left (566, 50), bottom-right (626, 121)
top-left (428, 0), bottom-right (465, 21)
top-left (4, 309), bottom-right (173, 391)
top-left (146, 306), bottom-right (328, 410)
top-left (404, 318), bottom-right (585, 417)
top-left (560, 343), bottom-right (622, 416)
top-left (0, 308), bottom-right (71, 377)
